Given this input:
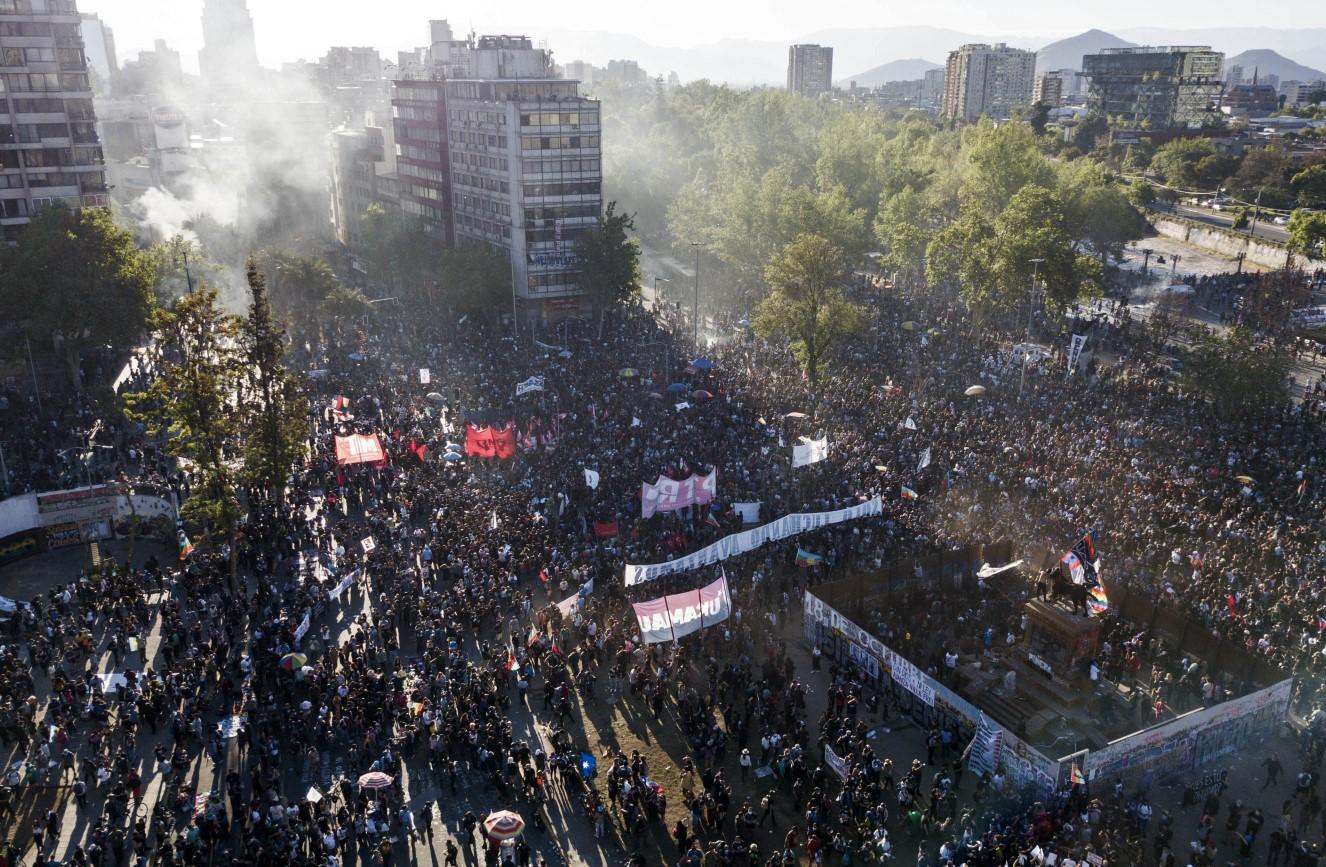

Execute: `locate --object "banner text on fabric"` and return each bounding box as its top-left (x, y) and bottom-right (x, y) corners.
top-left (641, 470), bottom-right (718, 519)
top-left (624, 497), bottom-right (883, 585)
top-left (633, 575), bottom-right (732, 643)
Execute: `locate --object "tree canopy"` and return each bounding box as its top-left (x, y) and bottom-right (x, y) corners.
top-left (575, 201), bottom-right (642, 336)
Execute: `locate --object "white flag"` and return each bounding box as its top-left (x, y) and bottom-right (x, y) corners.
top-left (631, 417), bottom-right (641, 428)
top-left (419, 368), bottom-right (431, 384)
top-left (904, 417), bottom-right (917, 431)
top-left (675, 401), bottom-right (690, 412)
top-left (490, 510), bottom-right (499, 530)
top-left (360, 537), bottom-right (376, 554)
top-left (917, 447), bottom-right (931, 472)
top-left (792, 436), bottom-right (829, 468)
top-left (584, 468), bottom-right (600, 490)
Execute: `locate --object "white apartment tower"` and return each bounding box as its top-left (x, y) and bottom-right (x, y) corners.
top-left (0, 0), bottom-right (107, 242)
top-left (942, 43), bottom-right (1036, 122)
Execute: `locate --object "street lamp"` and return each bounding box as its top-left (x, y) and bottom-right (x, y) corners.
top-left (1019, 258), bottom-right (1045, 402)
top-left (689, 242), bottom-right (706, 352)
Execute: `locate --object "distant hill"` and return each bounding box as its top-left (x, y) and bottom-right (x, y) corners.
top-left (837, 58), bottom-right (941, 89)
top-left (1037, 29), bottom-right (1136, 73)
top-left (1224, 49), bottom-right (1326, 82)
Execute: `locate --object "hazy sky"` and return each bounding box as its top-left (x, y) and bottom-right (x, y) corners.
top-left (83, 0), bottom-right (1326, 70)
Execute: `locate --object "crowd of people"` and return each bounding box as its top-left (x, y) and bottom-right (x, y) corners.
top-left (1, 257), bottom-right (1326, 867)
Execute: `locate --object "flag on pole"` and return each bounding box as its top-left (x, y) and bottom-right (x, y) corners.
top-left (1087, 585), bottom-right (1109, 616)
top-left (917, 447), bottom-right (931, 472)
top-left (904, 417), bottom-right (917, 430)
top-left (177, 523), bottom-right (195, 561)
top-left (527, 626), bottom-right (541, 646)
top-left (795, 548), bottom-right (824, 567)
top-left (1070, 763), bottom-right (1086, 785)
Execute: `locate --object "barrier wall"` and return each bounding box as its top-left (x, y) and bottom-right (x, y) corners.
top-left (1150, 214), bottom-right (1326, 272)
top-left (0, 484), bottom-right (176, 567)
top-left (805, 546), bottom-right (1293, 799)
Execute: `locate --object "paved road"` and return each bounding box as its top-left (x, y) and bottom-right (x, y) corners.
top-left (1150, 203), bottom-right (1290, 243)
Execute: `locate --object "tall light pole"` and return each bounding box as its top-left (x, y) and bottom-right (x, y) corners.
top-left (689, 242), bottom-right (705, 353)
top-left (1019, 258), bottom-right (1045, 402)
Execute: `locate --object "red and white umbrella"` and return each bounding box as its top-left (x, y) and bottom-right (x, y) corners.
top-left (483, 810), bottom-right (525, 840)
top-left (357, 771), bottom-right (393, 790)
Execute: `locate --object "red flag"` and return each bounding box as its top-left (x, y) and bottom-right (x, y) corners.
top-left (465, 424), bottom-right (496, 458)
top-left (408, 438), bottom-right (428, 462)
top-left (593, 522), bottom-right (619, 538)
top-left (1226, 594), bottom-right (1238, 616)
top-left (539, 569), bottom-right (550, 583)
top-left (493, 423), bottom-right (518, 460)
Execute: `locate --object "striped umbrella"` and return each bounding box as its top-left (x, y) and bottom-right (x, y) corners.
top-left (357, 771), bottom-right (393, 790)
top-left (278, 653), bottom-right (307, 672)
top-left (483, 810), bottom-right (525, 840)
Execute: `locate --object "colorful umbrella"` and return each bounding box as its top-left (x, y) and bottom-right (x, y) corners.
top-left (666, 382), bottom-right (688, 393)
top-left (693, 389), bottom-right (714, 401)
top-left (443, 452), bottom-right (463, 462)
top-left (688, 358), bottom-right (714, 370)
top-left (483, 810), bottom-right (525, 840)
top-left (279, 653), bottom-right (307, 672)
top-left (964, 385), bottom-right (986, 397)
top-left (900, 321), bottom-right (917, 331)
top-left (357, 771), bottom-right (393, 789)
top-left (618, 368), bottom-right (639, 378)
top-left (1234, 475), bottom-right (1254, 485)
top-left (425, 392), bottom-right (445, 403)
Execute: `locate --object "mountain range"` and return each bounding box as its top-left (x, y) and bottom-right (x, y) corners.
top-left (1223, 49), bottom-right (1326, 83)
top-left (535, 25), bottom-right (1326, 88)
top-left (835, 58), bottom-right (941, 89)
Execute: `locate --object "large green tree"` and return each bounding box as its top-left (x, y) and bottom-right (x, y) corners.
top-left (1286, 209), bottom-right (1326, 260)
top-left (873, 185), bottom-right (933, 288)
top-left (928, 184), bottom-right (1101, 321)
top-left (254, 250), bottom-right (342, 317)
top-left (575, 201), bottom-right (642, 337)
top-left (1180, 327), bottom-right (1290, 417)
top-left (0, 206), bottom-right (154, 390)
top-left (125, 286), bottom-right (244, 578)
top-left (241, 259), bottom-right (309, 503)
top-left (752, 233), bottom-right (863, 409)
top-left (1057, 160), bottom-right (1144, 262)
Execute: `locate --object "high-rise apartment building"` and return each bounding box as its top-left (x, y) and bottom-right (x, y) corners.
top-left (1082, 46), bottom-right (1223, 129)
top-left (787, 44), bottom-right (833, 98)
top-left (1033, 70), bottom-right (1065, 106)
top-left (1282, 80), bottom-right (1326, 108)
top-left (922, 68), bottom-right (945, 100)
top-left (78, 11), bottom-right (114, 94)
top-left (384, 34), bottom-right (603, 318)
top-left (0, 0), bottom-right (107, 242)
top-left (941, 43), bottom-right (1035, 122)
top-left (199, 0), bottom-right (260, 90)
top-left (1226, 64), bottom-right (1243, 87)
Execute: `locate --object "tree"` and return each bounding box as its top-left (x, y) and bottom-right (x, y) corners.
top-left (124, 286), bottom-right (244, 578)
top-left (1226, 145), bottom-right (1292, 207)
top-left (1290, 163), bottom-right (1326, 208)
top-left (1057, 160), bottom-right (1144, 262)
top-left (873, 185), bottom-right (932, 287)
top-left (752, 233), bottom-right (863, 409)
top-left (1028, 101), bottom-right (1051, 136)
top-left (321, 284), bottom-right (371, 321)
top-left (438, 245), bottom-right (511, 321)
top-left (147, 234), bottom-right (218, 306)
top-left (928, 185), bottom-right (1101, 321)
top-left (959, 120), bottom-right (1056, 214)
top-left (1149, 138), bottom-right (1228, 190)
top-left (0, 205), bottom-right (155, 391)
top-left (1287, 209), bottom-right (1326, 259)
top-left (1180, 327), bottom-right (1290, 417)
top-left (241, 259), bottom-right (309, 504)
top-left (572, 202), bottom-right (641, 337)
top-left (1072, 115), bottom-right (1110, 155)
top-left (359, 204), bottom-right (445, 306)
top-left (255, 250), bottom-right (342, 317)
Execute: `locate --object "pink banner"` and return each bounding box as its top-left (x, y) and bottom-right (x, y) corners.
top-left (641, 469), bottom-right (717, 519)
top-left (633, 575), bottom-right (732, 644)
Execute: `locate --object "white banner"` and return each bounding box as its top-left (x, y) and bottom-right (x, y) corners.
top-left (825, 744), bottom-right (849, 780)
top-left (733, 502), bottom-right (761, 524)
top-left (516, 375), bottom-right (545, 396)
top-left (328, 570), bottom-right (358, 601)
top-left (917, 447), bottom-right (931, 472)
top-left (1067, 334), bottom-right (1087, 373)
top-left (419, 368), bottom-right (431, 384)
top-left (294, 610), bottom-right (311, 643)
top-left (625, 497), bottom-right (883, 585)
top-left (792, 436), bottom-right (829, 468)
top-left (584, 468), bottom-right (600, 490)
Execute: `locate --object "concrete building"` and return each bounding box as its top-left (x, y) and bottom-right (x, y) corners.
top-left (562, 60), bottom-right (597, 87)
top-left (1223, 83), bottom-right (1279, 118)
top-left (78, 12), bottom-right (115, 95)
top-left (1226, 64), bottom-right (1243, 87)
top-left (0, 0), bottom-right (108, 243)
top-left (1082, 46), bottom-right (1224, 129)
top-left (941, 43), bottom-right (1036, 122)
top-left (116, 39), bottom-right (183, 97)
top-left (385, 35), bottom-right (602, 319)
top-left (787, 44), bottom-right (833, 98)
top-left (1282, 80), bottom-right (1326, 108)
top-left (199, 0), bottom-right (260, 91)
top-left (329, 125), bottom-right (392, 249)
top-left (922, 68), bottom-right (945, 100)
top-left (604, 59), bottom-right (647, 86)
top-left (1033, 71), bottom-right (1064, 106)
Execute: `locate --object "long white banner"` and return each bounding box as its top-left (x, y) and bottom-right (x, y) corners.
top-left (624, 496), bottom-right (883, 586)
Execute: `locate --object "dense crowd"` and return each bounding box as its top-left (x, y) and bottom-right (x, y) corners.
top-left (2, 263), bottom-right (1326, 867)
